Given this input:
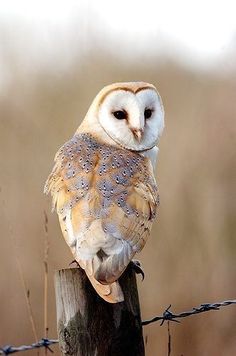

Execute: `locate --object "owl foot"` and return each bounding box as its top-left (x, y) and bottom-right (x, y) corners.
top-left (69, 259), bottom-right (80, 268)
top-left (131, 260), bottom-right (145, 281)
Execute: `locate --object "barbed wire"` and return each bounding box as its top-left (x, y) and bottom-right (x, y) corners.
top-left (0, 299), bottom-right (235, 354)
top-left (142, 299), bottom-right (236, 326)
top-left (0, 339), bottom-right (58, 355)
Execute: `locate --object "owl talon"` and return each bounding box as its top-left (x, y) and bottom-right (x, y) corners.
top-left (131, 260), bottom-right (145, 281)
top-left (69, 259), bottom-right (80, 268)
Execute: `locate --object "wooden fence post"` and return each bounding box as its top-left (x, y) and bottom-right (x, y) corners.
top-left (54, 265), bottom-right (145, 356)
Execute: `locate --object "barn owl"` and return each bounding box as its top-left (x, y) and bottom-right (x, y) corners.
top-left (44, 82), bottom-right (164, 303)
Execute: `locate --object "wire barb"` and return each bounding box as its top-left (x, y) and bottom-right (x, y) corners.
top-left (0, 299), bottom-right (235, 353)
top-left (142, 299), bottom-right (236, 326)
top-left (0, 339), bottom-right (58, 355)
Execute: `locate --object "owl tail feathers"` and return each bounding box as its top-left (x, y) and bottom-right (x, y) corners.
top-left (77, 256), bottom-right (124, 303)
top-left (85, 272), bottom-right (124, 303)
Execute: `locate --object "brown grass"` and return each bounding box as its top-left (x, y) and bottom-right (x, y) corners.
top-left (0, 51), bottom-right (235, 355)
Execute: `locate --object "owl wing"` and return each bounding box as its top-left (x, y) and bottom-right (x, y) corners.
top-left (45, 133), bottom-right (159, 286)
top-left (95, 175), bottom-right (158, 284)
top-left (44, 134), bottom-right (100, 250)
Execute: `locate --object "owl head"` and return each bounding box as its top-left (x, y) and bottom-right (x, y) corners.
top-left (81, 82), bottom-right (164, 152)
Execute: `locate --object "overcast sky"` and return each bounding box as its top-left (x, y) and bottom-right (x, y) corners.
top-left (0, 0), bottom-right (235, 70)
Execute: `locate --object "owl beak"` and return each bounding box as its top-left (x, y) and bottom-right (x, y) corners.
top-left (132, 129), bottom-right (144, 142)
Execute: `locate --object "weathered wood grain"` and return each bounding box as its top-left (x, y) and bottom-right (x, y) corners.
top-left (55, 265), bottom-right (145, 356)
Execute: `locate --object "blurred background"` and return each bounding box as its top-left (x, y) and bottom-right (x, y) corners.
top-left (0, 1), bottom-right (236, 355)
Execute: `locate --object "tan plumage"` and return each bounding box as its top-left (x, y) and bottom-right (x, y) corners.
top-left (45, 82), bottom-right (164, 303)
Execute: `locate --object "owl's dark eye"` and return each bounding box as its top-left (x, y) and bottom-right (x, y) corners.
top-left (113, 110), bottom-right (127, 120)
top-left (144, 108), bottom-right (152, 119)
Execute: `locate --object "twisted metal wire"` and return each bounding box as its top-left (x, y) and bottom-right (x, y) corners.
top-left (0, 299), bottom-right (235, 353)
top-left (142, 299), bottom-right (236, 326)
top-left (0, 338), bottom-right (58, 355)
